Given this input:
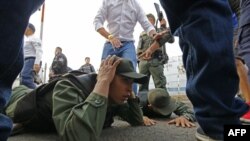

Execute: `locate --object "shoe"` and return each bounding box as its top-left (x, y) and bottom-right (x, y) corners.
top-left (11, 123), bottom-right (25, 136)
top-left (195, 127), bottom-right (222, 141)
top-left (240, 102), bottom-right (250, 124)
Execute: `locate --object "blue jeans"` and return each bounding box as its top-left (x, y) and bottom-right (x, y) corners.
top-left (160, 0), bottom-right (249, 140)
top-left (0, 0), bottom-right (44, 140)
top-left (101, 41), bottom-right (138, 94)
top-left (20, 58), bottom-right (36, 89)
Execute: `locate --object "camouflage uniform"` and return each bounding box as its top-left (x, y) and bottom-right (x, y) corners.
top-left (137, 27), bottom-right (174, 91)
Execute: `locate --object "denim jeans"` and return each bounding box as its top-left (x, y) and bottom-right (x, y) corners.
top-left (101, 41), bottom-right (138, 94)
top-left (160, 0), bottom-right (249, 140)
top-left (20, 58), bottom-right (36, 89)
top-left (0, 0), bottom-right (44, 140)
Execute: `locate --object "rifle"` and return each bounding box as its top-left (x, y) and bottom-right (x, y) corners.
top-left (154, 3), bottom-right (163, 22)
top-left (154, 3), bottom-right (169, 64)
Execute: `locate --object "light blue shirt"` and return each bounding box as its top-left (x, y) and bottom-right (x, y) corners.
top-left (93, 0), bottom-right (154, 41)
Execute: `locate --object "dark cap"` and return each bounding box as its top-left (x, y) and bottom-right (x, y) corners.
top-left (116, 58), bottom-right (147, 84)
top-left (148, 88), bottom-right (176, 116)
top-left (28, 23), bottom-right (36, 33)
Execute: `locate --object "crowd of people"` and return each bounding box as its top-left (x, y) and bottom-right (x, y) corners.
top-left (0, 0), bottom-right (250, 141)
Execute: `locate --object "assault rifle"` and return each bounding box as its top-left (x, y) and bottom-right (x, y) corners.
top-left (154, 3), bottom-right (169, 64)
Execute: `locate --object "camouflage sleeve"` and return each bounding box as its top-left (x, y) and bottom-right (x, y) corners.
top-left (173, 100), bottom-right (196, 122)
top-left (116, 97), bottom-right (144, 126)
top-left (157, 28), bottom-right (175, 46)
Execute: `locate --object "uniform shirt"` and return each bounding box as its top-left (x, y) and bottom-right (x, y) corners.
top-left (93, 0), bottom-right (154, 41)
top-left (53, 78), bottom-right (144, 141)
top-left (78, 64), bottom-right (96, 74)
top-left (23, 35), bottom-right (43, 65)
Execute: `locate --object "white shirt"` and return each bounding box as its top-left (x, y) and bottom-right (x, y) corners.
top-left (93, 0), bottom-right (154, 41)
top-left (23, 34), bottom-right (43, 65)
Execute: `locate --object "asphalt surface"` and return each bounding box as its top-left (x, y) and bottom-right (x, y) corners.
top-left (8, 118), bottom-right (198, 141)
top-left (8, 96), bottom-right (197, 141)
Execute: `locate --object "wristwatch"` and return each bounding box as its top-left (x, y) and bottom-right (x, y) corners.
top-left (108, 34), bottom-right (114, 41)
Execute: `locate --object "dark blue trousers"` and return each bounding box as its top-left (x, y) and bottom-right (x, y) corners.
top-left (160, 0), bottom-right (249, 139)
top-left (0, 0), bottom-right (44, 140)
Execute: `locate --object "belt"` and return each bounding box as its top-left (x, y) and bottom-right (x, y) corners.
top-left (107, 41), bottom-right (132, 44)
top-left (25, 57), bottom-right (35, 60)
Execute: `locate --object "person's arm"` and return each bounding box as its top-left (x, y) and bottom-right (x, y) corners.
top-left (116, 92), bottom-right (156, 126)
top-left (159, 27), bottom-right (175, 44)
top-left (172, 100), bottom-right (196, 122)
top-left (97, 27), bottom-right (122, 48)
top-left (167, 100), bottom-right (196, 128)
top-left (116, 93), bottom-right (155, 126)
top-left (138, 29), bottom-right (174, 60)
top-left (116, 97), bottom-right (144, 126)
top-left (93, 0), bottom-right (121, 48)
top-left (91, 65), bottom-right (96, 73)
top-left (32, 38), bottom-right (43, 73)
top-left (93, 0), bottom-right (107, 33)
top-left (135, 1), bottom-right (156, 37)
top-left (52, 79), bottom-right (108, 141)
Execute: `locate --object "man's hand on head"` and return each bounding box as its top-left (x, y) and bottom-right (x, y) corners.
top-left (93, 55), bottom-right (121, 97)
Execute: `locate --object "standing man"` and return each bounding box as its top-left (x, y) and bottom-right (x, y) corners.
top-left (49, 47), bottom-right (68, 81)
top-left (0, 0), bottom-right (44, 140)
top-left (137, 14), bottom-right (174, 91)
top-left (78, 57), bottom-right (95, 74)
top-left (238, 0), bottom-right (250, 84)
top-left (237, 0), bottom-right (250, 122)
top-left (229, 0), bottom-right (250, 123)
top-left (93, 0), bottom-right (157, 94)
top-left (140, 0), bottom-right (249, 140)
top-left (20, 23), bottom-right (43, 89)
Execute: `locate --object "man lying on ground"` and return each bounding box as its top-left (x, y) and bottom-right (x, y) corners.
top-left (4, 56), bottom-right (155, 141)
top-left (139, 88), bottom-right (196, 128)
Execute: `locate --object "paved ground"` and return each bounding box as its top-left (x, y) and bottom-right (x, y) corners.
top-left (8, 95), bottom-right (198, 141)
top-left (8, 119), bottom-right (198, 141)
